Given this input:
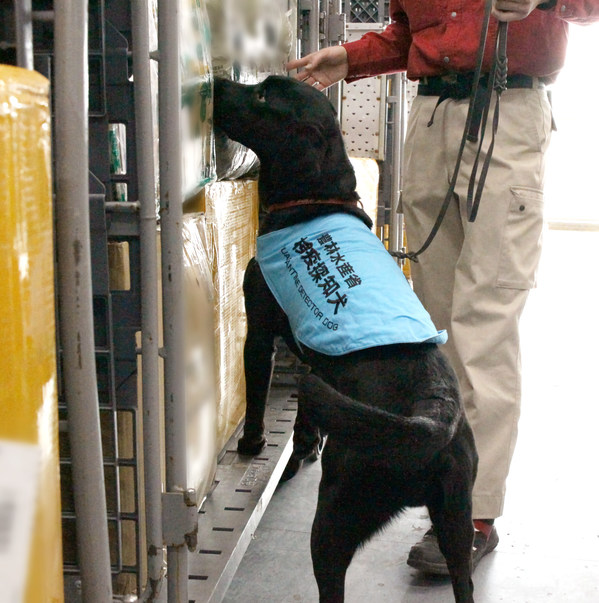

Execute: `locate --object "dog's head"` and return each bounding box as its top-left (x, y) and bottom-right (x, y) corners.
top-left (213, 76), bottom-right (357, 205)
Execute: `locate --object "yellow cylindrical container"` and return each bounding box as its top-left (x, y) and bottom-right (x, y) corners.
top-left (0, 65), bottom-right (63, 602)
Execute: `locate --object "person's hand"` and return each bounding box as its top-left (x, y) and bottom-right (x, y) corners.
top-left (286, 46), bottom-right (349, 91)
top-left (492, 0), bottom-right (546, 21)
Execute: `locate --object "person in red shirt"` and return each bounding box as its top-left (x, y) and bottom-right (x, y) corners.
top-left (288, 0), bottom-right (599, 576)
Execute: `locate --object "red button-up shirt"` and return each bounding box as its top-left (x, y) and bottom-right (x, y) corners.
top-left (344, 1), bottom-right (599, 83)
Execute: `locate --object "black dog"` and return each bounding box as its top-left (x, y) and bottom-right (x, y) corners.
top-left (213, 76), bottom-right (478, 603)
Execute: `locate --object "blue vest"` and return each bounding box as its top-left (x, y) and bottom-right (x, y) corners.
top-left (256, 214), bottom-right (447, 356)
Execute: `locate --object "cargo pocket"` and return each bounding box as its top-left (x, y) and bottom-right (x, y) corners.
top-left (496, 187), bottom-right (544, 290)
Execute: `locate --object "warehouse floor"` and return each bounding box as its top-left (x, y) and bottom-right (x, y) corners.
top-left (222, 228), bottom-right (599, 602)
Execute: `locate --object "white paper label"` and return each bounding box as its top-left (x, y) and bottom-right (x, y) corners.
top-left (0, 440), bottom-right (40, 603)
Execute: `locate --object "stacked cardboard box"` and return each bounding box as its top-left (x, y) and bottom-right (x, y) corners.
top-left (181, 215), bottom-right (218, 499)
top-left (200, 180), bottom-right (259, 452)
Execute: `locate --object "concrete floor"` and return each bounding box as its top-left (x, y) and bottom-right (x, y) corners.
top-left (222, 229), bottom-right (599, 602)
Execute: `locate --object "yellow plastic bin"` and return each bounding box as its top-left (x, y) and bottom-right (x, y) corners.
top-left (0, 65), bottom-right (63, 602)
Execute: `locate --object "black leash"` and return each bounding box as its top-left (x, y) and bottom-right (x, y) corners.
top-left (466, 19), bottom-right (509, 222)
top-left (392, 1), bottom-right (508, 263)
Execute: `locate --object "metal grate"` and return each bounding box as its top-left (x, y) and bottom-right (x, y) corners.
top-left (188, 386), bottom-right (296, 603)
top-left (4, 0), bottom-right (149, 597)
top-left (341, 24), bottom-right (387, 160)
top-left (348, 0), bottom-right (389, 23)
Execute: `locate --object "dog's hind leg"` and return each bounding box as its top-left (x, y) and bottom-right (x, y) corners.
top-left (311, 461), bottom-right (397, 602)
top-left (280, 389), bottom-right (322, 481)
top-left (427, 457), bottom-right (476, 603)
top-left (428, 507), bottom-right (474, 603)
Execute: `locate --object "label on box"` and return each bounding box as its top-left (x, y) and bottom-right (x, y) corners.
top-left (0, 440), bottom-right (40, 603)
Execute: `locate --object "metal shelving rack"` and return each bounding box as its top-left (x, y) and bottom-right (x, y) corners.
top-left (2, 1), bottom-right (409, 600)
top-left (3, 1), bottom-right (156, 600)
top-left (2, 1), bottom-right (298, 601)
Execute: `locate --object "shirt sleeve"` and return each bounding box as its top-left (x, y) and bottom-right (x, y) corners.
top-left (543, 0), bottom-right (599, 23)
top-left (343, 0), bottom-right (412, 82)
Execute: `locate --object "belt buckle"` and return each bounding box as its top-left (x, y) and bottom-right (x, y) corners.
top-left (440, 73), bottom-right (458, 85)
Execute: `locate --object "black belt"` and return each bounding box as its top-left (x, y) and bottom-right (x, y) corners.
top-left (418, 73), bottom-right (545, 98)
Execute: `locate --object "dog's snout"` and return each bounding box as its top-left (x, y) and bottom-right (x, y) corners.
top-left (213, 76), bottom-right (229, 100)
top-left (213, 77), bottom-right (241, 128)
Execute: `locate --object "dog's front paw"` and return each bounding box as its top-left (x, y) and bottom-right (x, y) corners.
top-left (237, 434), bottom-right (267, 456)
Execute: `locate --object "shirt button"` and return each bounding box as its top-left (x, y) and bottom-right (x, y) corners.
top-left (443, 56), bottom-right (450, 63)
top-left (561, 4), bottom-right (566, 11)
top-left (451, 11), bottom-right (457, 17)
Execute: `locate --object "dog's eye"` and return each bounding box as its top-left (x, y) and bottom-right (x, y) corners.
top-left (256, 89), bottom-right (267, 103)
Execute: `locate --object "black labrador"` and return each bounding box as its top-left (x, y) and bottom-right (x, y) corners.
top-left (213, 75), bottom-right (478, 603)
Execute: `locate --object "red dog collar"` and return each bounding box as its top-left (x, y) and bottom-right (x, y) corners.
top-left (266, 198), bottom-right (359, 213)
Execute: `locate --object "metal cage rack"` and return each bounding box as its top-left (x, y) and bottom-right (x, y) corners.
top-left (1, 0), bottom-right (146, 596)
top-left (346, 0), bottom-right (389, 23)
top-left (1, 1), bottom-right (408, 600)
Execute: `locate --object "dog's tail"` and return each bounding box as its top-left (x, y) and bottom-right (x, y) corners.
top-left (299, 373), bottom-right (461, 463)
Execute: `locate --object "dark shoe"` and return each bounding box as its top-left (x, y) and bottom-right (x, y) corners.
top-left (407, 524), bottom-right (499, 576)
top-left (471, 521), bottom-right (499, 569)
top-left (407, 528), bottom-right (451, 575)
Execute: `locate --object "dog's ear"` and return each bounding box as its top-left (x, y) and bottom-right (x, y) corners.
top-left (277, 122), bottom-right (327, 181)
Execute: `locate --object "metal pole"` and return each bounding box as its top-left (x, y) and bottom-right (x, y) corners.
top-left (14, 0), bottom-right (33, 69)
top-left (54, 1), bottom-right (113, 601)
top-left (326, 0), bottom-right (343, 116)
top-left (388, 73), bottom-right (402, 253)
top-left (157, 0), bottom-right (189, 600)
top-left (309, 0), bottom-right (320, 55)
top-left (397, 73), bottom-right (408, 255)
top-left (32, 10), bottom-right (55, 22)
top-left (132, 0), bottom-right (164, 599)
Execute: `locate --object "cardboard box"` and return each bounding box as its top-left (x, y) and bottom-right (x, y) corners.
top-left (201, 180), bottom-right (259, 452)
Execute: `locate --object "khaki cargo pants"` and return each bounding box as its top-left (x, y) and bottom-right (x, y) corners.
top-left (402, 86), bottom-right (553, 519)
